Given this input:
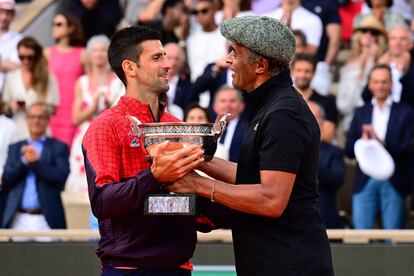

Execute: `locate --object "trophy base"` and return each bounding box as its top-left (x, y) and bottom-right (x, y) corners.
top-left (144, 193), bottom-right (196, 215)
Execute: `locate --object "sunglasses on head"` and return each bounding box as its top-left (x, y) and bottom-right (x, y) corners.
top-left (191, 8), bottom-right (210, 15)
top-left (359, 28), bottom-right (381, 36)
top-left (18, 55), bottom-right (35, 61)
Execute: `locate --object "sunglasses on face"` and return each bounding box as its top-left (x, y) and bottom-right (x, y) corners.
top-left (360, 28), bottom-right (381, 36)
top-left (18, 55), bottom-right (35, 61)
top-left (191, 8), bottom-right (210, 15)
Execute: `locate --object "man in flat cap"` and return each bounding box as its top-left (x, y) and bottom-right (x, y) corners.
top-left (168, 16), bottom-right (334, 275)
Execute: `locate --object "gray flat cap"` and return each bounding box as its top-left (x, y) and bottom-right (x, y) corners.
top-left (220, 16), bottom-right (296, 64)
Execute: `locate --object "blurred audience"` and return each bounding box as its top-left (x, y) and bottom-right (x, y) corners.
top-left (214, 0), bottom-right (254, 23)
top-left (308, 101), bottom-right (345, 229)
top-left (1, 103), bottom-right (69, 239)
top-left (183, 103), bottom-right (210, 123)
top-left (265, 0), bottom-right (323, 55)
top-left (302, 0), bottom-right (342, 95)
top-left (45, 11), bottom-right (86, 147)
top-left (291, 54), bottom-right (338, 143)
top-left (293, 29), bottom-right (308, 55)
top-left (186, 0), bottom-right (227, 81)
top-left (0, 0), bottom-right (22, 94)
top-left (212, 86), bottom-right (247, 162)
top-left (3, 37), bottom-right (59, 140)
top-left (66, 35), bottom-right (124, 194)
top-left (354, 0), bottom-right (407, 32)
top-left (164, 42), bottom-right (195, 119)
top-left (139, 0), bottom-right (189, 45)
top-left (345, 64), bottom-right (414, 229)
top-left (337, 16), bottom-right (387, 132)
top-left (68, 0), bottom-right (122, 41)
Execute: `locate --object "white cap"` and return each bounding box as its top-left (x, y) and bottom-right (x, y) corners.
top-left (0, 0), bottom-right (15, 10)
top-left (354, 138), bottom-right (395, 180)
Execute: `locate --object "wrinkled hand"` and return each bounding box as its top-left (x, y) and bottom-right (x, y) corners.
top-left (150, 142), bottom-right (205, 183)
top-left (21, 145), bottom-right (40, 164)
top-left (167, 170), bottom-right (203, 194)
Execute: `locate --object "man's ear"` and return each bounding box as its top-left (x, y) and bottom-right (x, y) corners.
top-left (255, 58), bottom-right (269, 74)
top-left (122, 60), bottom-right (137, 79)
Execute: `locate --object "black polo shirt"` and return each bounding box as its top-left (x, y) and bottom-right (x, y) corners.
top-left (233, 72), bottom-right (334, 276)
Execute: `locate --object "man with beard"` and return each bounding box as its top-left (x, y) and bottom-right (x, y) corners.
top-left (82, 26), bottom-right (204, 275)
top-left (291, 54), bottom-right (338, 143)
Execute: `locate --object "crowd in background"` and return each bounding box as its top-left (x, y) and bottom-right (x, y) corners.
top-left (1, 0), bottom-right (414, 236)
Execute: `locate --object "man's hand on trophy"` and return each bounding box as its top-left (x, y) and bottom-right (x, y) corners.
top-left (150, 141), bottom-right (205, 183)
top-left (167, 171), bottom-right (203, 194)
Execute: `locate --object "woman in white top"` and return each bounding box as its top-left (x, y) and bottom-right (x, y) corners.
top-left (3, 37), bottom-right (59, 140)
top-left (66, 35), bottom-right (124, 194)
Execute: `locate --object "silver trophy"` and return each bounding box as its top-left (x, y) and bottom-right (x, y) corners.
top-left (127, 113), bottom-right (231, 215)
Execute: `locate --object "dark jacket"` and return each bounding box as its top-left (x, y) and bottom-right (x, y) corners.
top-left (345, 102), bottom-right (414, 196)
top-left (1, 138), bottom-right (69, 229)
top-left (173, 78), bottom-right (197, 112)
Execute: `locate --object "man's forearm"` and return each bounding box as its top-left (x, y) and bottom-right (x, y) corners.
top-left (325, 24), bottom-right (342, 65)
top-left (198, 157), bottom-right (237, 184)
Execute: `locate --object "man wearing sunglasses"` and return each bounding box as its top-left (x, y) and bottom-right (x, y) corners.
top-left (186, 0), bottom-right (227, 81)
top-left (0, 0), bottom-right (22, 95)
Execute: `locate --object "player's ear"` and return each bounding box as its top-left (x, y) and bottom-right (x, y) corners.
top-left (122, 60), bottom-right (138, 79)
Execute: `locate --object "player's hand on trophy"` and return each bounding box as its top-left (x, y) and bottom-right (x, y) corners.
top-left (167, 170), bottom-right (202, 194)
top-left (150, 141), bottom-right (205, 183)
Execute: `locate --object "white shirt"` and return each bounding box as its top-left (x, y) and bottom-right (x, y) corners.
top-left (167, 75), bottom-right (179, 106)
top-left (186, 28), bottom-right (227, 81)
top-left (0, 31), bottom-right (23, 92)
top-left (0, 115), bottom-right (18, 179)
top-left (264, 6), bottom-right (323, 47)
top-left (220, 116), bottom-right (239, 150)
top-left (372, 97), bottom-right (393, 142)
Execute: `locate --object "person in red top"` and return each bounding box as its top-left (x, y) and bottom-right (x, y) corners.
top-left (82, 26), bottom-right (205, 276)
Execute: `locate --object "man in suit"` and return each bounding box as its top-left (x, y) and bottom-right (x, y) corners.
top-left (1, 102), bottom-right (69, 238)
top-left (164, 42), bottom-right (196, 119)
top-left (308, 101), bottom-right (346, 229)
top-left (346, 64), bottom-right (414, 229)
top-left (213, 86), bottom-right (247, 162)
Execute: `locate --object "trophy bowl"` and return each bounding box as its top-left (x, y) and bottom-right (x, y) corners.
top-left (128, 113), bottom-right (231, 162)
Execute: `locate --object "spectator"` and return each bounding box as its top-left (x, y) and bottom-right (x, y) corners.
top-left (293, 29), bottom-right (308, 55)
top-left (291, 54), bottom-right (338, 143)
top-left (45, 11), bottom-right (86, 147)
top-left (3, 37), bottom-right (59, 140)
top-left (308, 101), bottom-right (346, 229)
top-left (0, 0), bottom-right (22, 94)
top-left (1, 102), bottom-right (70, 239)
top-left (354, 0), bottom-right (407, 32)
top-left (68, 0), bottom-right (123, 41)
top-left (183, 103), bottom-right (210, 123)
top-left (337, 15), bottom-right (387, 132)
top-left (212, 86), bottom-right (247, 162)
top-left (140, 0), bottom-right (190, 45)
top-left (302, 0), bottom-right (342, 96)
top-left (264, 0), bottom-right (323, 55)
top-left (124, 0), bottom-right (166, 26)
top-left (164, 42), bottom-right (196, 119)
top-left (362, 25), bottom-right (414, 108)
top-left (186, 0), bottom-right (227, 81)
top-left (66, 35), bottom-right (124, 194)
top-left (0, 100), bottom-right (18, 225)
top-left (214, 0), bottom-right (255, 23)
top-left (345, 64), bottom-right (414, 229)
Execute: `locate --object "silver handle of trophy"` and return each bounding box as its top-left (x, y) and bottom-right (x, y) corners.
top-left (211, 112), bottom-right (231, 140)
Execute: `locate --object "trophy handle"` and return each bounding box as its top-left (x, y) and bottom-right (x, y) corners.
top-left (211, 113), bottom-right (231, 140)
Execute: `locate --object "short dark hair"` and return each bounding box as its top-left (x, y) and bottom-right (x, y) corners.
top-left (291, 54), bottom-right (317, 71)
top-left (108, 26), bottom-right (161, 86)
top-left (292, 29), bottom-right (308, 47)
top-left (369, 63), bottom-right (392, 81)
top-left (161, 0), bottom-right (184, 16)
top-left (183, 103), bottom-right (211, 123)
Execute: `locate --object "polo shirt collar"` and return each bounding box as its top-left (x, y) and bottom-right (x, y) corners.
top-left (117, 95), bottom-right (167, 121)
top-left (246, 70), bottom-right (293, 111)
